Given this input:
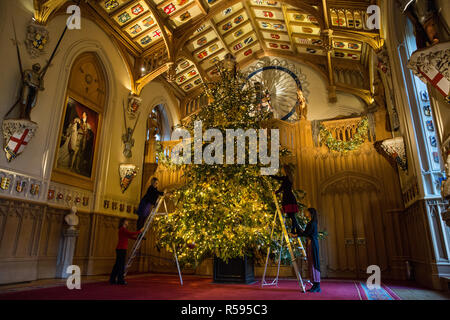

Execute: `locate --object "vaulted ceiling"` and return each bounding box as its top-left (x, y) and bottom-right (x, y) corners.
top-left (36, 0), bottom-right (384, 103)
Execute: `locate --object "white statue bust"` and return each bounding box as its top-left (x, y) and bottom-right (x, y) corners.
top-left (65, 205), bottom-right (79, 230)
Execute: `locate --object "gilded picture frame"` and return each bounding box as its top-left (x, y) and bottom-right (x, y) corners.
top-left (51, 93), bottom-right (102, 190)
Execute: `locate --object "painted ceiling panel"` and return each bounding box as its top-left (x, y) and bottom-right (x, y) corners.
top-left (204, 0), bottom-right (224, 7)
top-left (266, 41), bottom-right (293, 51)
top-left (158, 0), bottom-right (193, 17)
top-left (217, 11), bottom-right (249, 35)
top-left (261, 30), bottom-right (290, 42)
top-left (86, 0), bottom-right (380, 96)
top-left (100, 0), bottom-right (133, 13)
top-left (213, 3), bottom-right (244, 23)
top-left (124, 13), bottom-right (157, 38)
top-left (176, 66), bottom-right (200, 85)
top-left (296, 46), bottom-right (326, 56)
top-left (175, 59), bottom-right (194, 74)
top-left (194, 41), bottom-right (225, 62)
top-left (182, 75), bottom-right (204, 92)
top-left (250, 0), bottom-right (281, 8)
top-left (333, 40), bottom-right (362, 51)
top-left (190, 22), bottom-right (212, 38)
top-left (287, 12), bottom-right (319, 25)
top-left (170, 3), bottom-right (204, 27)
top-left (294, 37), bottom-right (323, 46)
top-left (135, 27), bottom-right (163, 48)
top-left (223, 22), bottom-right (254, 43)
top-left (200, 48), bottom-right (228, 70)
top-left (235, 42), bottom-right (261, 61)
top-left (230, 33), bottom-right (257, 54)
top-left (113, 1), bottom-right (150, 26)
top-left (333, 51), bottom-right (361, 60)
top-left (290, 24), bottom-right (321, 35)
top-left (253, 8), bottom-right (284, 21)
top-left (186, 29), bottom-right (218, 52)
top-left (258, 20), bottom-right (286, 32)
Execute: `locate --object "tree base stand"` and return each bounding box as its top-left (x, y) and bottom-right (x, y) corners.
top-left (213, 256), bottom-right (255, 284)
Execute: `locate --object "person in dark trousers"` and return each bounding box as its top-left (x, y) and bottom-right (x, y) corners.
top-left (109, 218), bottom-right (142, 285)
top-left (296, 208), bottom-right (321, 293)
top-left (136, 177), bottom-right (164, 232)
top-left (271, 166), bottom-right (302, 237)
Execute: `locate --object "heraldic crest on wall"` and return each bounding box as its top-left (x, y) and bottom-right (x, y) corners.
top-left (119, 163), bottom-right (138, 193)
top-left (25, 23), bottom-right (49, 58)
top-left (374, 136), bottom-right (408, 171)
top-left (2, 119), bottom-right (38, 162)
top-left (407, 42), bottom-right (450, 103)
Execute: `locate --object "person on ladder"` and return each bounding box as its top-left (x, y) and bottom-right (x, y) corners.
top-left (270, 165), bottom-right (303, 237)
top-left (136, 177), bottom-right (164, 239)
top-left (110, 219), bottom-right (142, 285)
top-left (294, 208), bottom-right (321, 293)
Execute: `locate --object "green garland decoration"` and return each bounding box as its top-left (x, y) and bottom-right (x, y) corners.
top-left (319, 117), bottom-right (369, 153)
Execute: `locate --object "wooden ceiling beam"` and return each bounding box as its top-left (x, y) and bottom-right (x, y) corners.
top-left (282, 3), bottom-right (299, 55)
top-left (194, 0), bottom-right (208, 15)
top-left (180, 47), bottom-right (211, 83)
top-left (320, 0), bottom-right (337, 102)
top-left (242, 0), bottom-right (268, 56)
top-left (209, 22), bottom-right (231, 60)
top-left (144, 0), bottom-right (175, 62)
top-left (135, 64), bottom-right (168, 95)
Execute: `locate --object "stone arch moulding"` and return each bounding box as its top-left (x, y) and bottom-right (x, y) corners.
top-left (319, 171), bottom-right (382, 196)
top-left (43, 39), bottom-right (121, 197)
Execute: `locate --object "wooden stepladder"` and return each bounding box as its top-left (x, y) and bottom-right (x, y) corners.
top-left (124, 194), bottom-right (184, 285)
top-left (261, 193), bottom-right (307, 293)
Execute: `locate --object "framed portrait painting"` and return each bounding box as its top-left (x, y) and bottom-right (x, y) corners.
top-left (52, 96), bottom-right (101, 190)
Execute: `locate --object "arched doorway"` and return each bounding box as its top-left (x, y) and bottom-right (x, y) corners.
top-left (319, 172), bottom-right (390, 279)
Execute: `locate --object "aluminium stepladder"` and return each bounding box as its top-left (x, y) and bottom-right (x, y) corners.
top-left (124, 194), bottom-right (184, 285)
top-left (261, 192), bottom-right (308, 292)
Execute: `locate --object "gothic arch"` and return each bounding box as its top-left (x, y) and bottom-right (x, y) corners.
top-left (319, 171), bottom-right (382, 196)
top-left (51, 51), bottom-right (108, 190)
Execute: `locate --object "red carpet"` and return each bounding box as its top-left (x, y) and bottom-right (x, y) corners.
top-left (0, 274), bottom-right (401, 300)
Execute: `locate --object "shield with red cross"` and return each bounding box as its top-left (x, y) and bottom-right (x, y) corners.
top-left (2, 119), bottom-right (38, 162)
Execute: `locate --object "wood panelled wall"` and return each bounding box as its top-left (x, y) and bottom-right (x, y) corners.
top-left (0, 196), bottom-right (176, 285)
top-left (272, 109), bottom-right (406, 280)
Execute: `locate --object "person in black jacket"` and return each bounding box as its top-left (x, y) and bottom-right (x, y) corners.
top-left (297, 208), bottom-right (321, 293)
top-left (136, 177), bottom-right (164, 232)
top-left (271, 166), bottom-right (302, 237)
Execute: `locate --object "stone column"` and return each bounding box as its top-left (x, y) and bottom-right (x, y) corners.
top-left (56, 205), bottom-right (80, 278)
top-left (56, 228), bottom-right (80, 278)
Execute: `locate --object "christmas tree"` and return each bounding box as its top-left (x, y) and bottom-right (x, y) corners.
top-left (155, 59), bottom-right (303, 267)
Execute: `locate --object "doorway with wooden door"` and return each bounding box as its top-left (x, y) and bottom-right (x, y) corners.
top-left (318, 172), bottom-right (390, 279)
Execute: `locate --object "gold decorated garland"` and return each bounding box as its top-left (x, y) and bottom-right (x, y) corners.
top-left (319, 117), bottom-right (369, 153)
